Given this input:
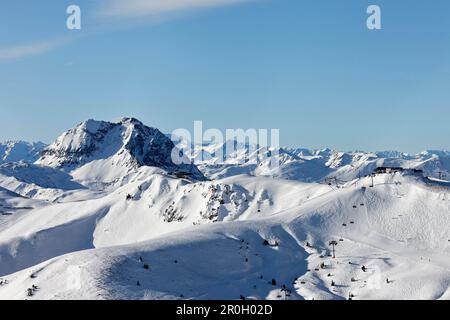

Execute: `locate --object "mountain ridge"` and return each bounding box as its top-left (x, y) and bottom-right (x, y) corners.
top-left (35, 117), bottom-right (205, 182)
top-left (0, 141), bottom-right (46, 164)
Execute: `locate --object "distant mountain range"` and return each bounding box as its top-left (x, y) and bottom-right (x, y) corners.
top-left (0, 118), bottom-right (449, 300)
top-left (1, 120), bottom-right (449, 192)
top-left (191, 143), bottom-right (450, 182)
top-left (0, 141), bottom-right (46, 164)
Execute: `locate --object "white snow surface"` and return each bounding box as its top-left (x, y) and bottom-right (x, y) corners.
top-left (36, 118), bottom-right (204, 185)
top-left (0, 120), bottom-right (449, 300)
top-left (192, 143), bottom-right (450, 183)
top-left (0, 141), bottom-right (46, 164)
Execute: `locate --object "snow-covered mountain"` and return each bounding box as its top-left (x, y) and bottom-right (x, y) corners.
top-left (0, 119), bottom-right (207, 200)
top-left (0, 173), bottom-right (449, 300)
top-left (36, 118), bottom-right (205, 185)
top-left (0, 118), bottom-right (449, 300)
top-left (0, 141), bottom-right (46, 164)
top-left (0, 162), bottom-right (85, 199)
top-left (192, 143), bottom-right (450, 182)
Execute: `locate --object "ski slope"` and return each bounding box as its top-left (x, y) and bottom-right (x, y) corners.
top-left (1, 173), bottom-right (449, 300)
top-left (0, 119), bottom-right (449, 300)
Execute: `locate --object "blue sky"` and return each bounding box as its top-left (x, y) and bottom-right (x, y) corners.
top-left (1, 0), bottom-right (449, 153)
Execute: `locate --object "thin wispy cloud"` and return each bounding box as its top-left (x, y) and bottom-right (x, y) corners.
top-left (101, 0), bottom-right (255, 18)
top-left (1, 1), bottom-right (256, 62)
top-left (0, 38), bottom-right (69, 62)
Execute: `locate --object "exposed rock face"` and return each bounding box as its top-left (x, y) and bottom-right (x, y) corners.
top-left (36, 118), bottom-right (205, 181)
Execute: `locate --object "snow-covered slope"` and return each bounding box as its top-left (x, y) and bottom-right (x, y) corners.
top-left (0, 173), bottom-right (449, 300)
top-left (0, 172), bottom-right (329, 277)
top-left (36, 118), bottom-right (205, 186)
top-left (0, 162), bottom-right (84, 199)
top-left (0, 141), bottom-right (46, 164)
top-left (0, 118), bottom-right (449, 300)
top-left (193, 143), bottom-right (450, 183)
top-left (0, 186), bottom-right (47, 238)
